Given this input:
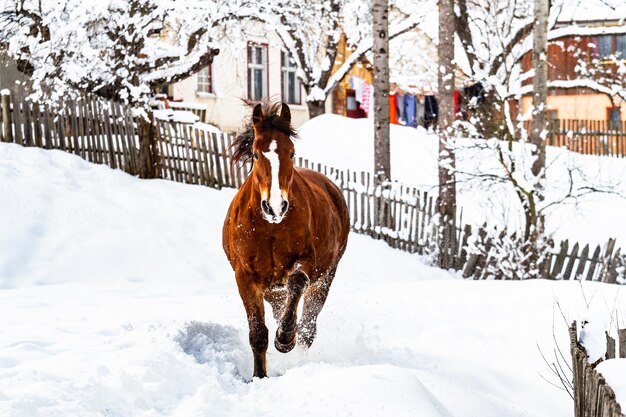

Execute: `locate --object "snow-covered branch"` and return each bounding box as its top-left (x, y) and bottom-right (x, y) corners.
top-left (0, 0), bottom-right (247, 107)
top-left (324, 12), bottom-right (426, 96)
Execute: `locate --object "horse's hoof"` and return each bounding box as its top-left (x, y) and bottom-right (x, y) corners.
top-left (275, 329), bottom-right (297, 353)
top-left (275, 336), bottom-right (296, 353)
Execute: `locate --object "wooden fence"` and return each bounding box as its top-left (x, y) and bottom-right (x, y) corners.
top-left (462, 227), bottom-right (625, 283)
top-left (0, 89), bottom-right (624, 284)
top-left (0, 89), bottom-right (144, 175)
top-left (570, 321), bottom-right (626, 417)
top-left (154, 119), bottom-right (444, 254)
top-left (546, 119), bottom-right (626, 158)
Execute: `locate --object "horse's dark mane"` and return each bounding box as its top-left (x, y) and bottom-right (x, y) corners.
top-left (232, 99), bottom-right (298, 165)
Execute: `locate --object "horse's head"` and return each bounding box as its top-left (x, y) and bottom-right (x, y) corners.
top-left (248, 101), bottom-right (297, 224)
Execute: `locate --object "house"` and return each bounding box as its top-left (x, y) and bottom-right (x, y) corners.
top-left (330, 34), bottom-right (375, 118)
top-left (169, 21), bottom-right (442, 131)
top-left (519, 2), bottom-right (626, 123)
top-left (168, 22), bottom-right (331, 132)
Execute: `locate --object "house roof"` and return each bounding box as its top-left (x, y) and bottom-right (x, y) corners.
top-left (555, 0), bottom-right (626, 25)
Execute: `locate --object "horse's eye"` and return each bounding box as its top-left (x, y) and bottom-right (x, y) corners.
top-left (253, 153), bottom-right (259, 160)
top-left (290, 152), bottom-right (295, 159)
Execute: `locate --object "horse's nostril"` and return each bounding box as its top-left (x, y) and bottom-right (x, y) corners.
top-left (261, 200), bottom-right (272, 215)
top-left (280, 200), bottom-right (289, 215)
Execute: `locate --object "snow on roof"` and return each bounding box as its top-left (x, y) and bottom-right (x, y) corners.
top-left (153, 109), bottom-right (199, 123)
top-left (169, 101), bottom-right (209, 111)
top-left (555, 0), bottom-right (626, 24)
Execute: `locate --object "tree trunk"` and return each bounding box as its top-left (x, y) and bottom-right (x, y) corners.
top-left (372, 0), bottom-right (391, 228)
top-left (529, 0), bottom-right (549, 238)
top-left (372, 0), bottom-right (390, 186)
top-left (523, 0), bottom-right (549, 276)
top-left (437, 0), bottom-right (457, 268)
top-left (306, 100), bottom-right (326, 118)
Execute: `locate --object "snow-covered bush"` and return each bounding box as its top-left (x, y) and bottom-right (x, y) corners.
top-left (467, 226), bottom-right (554, 280)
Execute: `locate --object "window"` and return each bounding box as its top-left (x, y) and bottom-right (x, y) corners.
top-left (197, 66), bottom-right (212, 94)
top-left (248, 44), bottom-right (268, 100)
top-left (548, 110), bottom-right (559, 120)
top-left (617, 34), bottom-right (626, 59)
top-left (597, 35), bottom-right (613, 58)
top-left (608, 107), bottom-right (621, 129)
top-left (281, 51), bottom-right (301, 104)
top-left (594, 35), bottom-right (626, 60)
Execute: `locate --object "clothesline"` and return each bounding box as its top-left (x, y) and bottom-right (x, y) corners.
top-left (348, 75), bottom-right (440, 128)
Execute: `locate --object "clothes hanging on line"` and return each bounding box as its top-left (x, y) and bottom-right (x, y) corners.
top-left (404, 94), bottom-right (417, 127)
top-left (389, 92), bottom-right (398, 124)
top-left (424, 95), bottom-right (438, 128)
top-left (415, 95), bottom-right (425, 127)
top-left (350, 76), bottom-right (365, 103)
top-left (395, 93), bottom-right (405, 124)
top-left (463, 82), bottom-right (485, 106)
top-left (360, 83), bottom-right (372, 115)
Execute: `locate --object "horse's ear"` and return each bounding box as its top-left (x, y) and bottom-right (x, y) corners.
top-left (280, 102), bottom-right (291, 123)
top-left (252, 103), bottom-right (264, 127)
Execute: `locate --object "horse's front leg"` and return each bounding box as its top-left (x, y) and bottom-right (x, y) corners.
top-left (275, 265), bottom-right (309, 353)
top-left (298, 269), bottom-right (336, 349)
top-left (236, 272), bottom-right (268, 379)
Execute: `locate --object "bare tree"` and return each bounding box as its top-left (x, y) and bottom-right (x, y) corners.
top-left (437, 0), bottom-right (457, 268)
top-left (373, 0), bottom-right (391, 187)
top-left (529, 0), bottom-right (549, 239)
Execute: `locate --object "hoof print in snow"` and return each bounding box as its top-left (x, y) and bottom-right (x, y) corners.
top-left (176, 321), bottom-right (247, 378)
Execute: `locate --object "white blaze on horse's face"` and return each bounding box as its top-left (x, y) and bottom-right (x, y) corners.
top-left (261, 140), bottom-right (289, 224)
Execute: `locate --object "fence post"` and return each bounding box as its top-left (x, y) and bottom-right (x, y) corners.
top-left (137, 110), bottom-right (156, 179)
top-left (569, 322), bottom-right (583, 417)
top-left (2, 91), bottom-right (12, 143)
top-left (606, 332), bottom-right (615, 359)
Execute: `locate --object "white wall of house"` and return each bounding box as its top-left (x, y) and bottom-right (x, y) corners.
top-left (170, 24), bottom-right (331, 133)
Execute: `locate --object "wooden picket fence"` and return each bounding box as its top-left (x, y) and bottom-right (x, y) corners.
top-left (546, 119), bottom-right (626, 158)
top-left (0, 89), bottom-right (143, 175)
top-left (0, 89), bottom-right (624, 284)
top-left (462, 226), bottom-right (625, 283)
top-left (570, 321), bottom-right (626, 417)
top-left (154, 119), bottom-right (443, 254)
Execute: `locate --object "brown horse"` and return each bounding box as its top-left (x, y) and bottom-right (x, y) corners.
top-left (222, 101), bottom-right (350, 379)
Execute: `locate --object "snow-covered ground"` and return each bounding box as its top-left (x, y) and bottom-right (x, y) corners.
top-left (1, 142), bottom-right (625, 416)
top-left (297, 115), bottom-right (626, 247)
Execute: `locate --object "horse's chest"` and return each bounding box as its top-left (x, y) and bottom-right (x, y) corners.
top-left (233, 227), bottom-right (308, 279)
